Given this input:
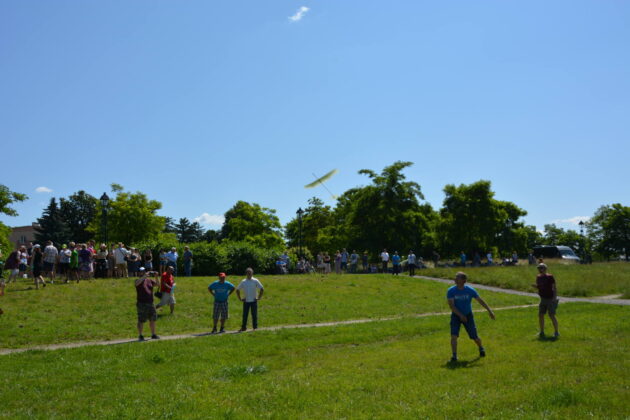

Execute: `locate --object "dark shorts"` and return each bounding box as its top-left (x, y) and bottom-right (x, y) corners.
top-left (33, 265), bottom-right (42, 277)
top-left (213, 301), bottom-right (229, 320)
top-left (58, 262), bottom-right (69, 274)
top-left (450, 313), bottom-right (478, 340)
top-left (43, 261), bottom-right (55, 272)
top-left (136, 302), bottom-right (157, 323)
top-left (19, 263), bottom-right (28, 272)
top-left (539, 298), bottom-right (559, 315)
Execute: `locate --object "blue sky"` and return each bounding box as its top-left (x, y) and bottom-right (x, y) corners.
top-left (1, 1), bottom-right (628, 233)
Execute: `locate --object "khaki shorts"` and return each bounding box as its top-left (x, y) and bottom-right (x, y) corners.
top-left (157, 292), bottom-right (175, 306)
top-left (539, 298), bottom-right (559, 315)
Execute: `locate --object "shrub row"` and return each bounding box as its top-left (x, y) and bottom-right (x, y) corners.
top-left (131, 238), bottom-right (284, 276)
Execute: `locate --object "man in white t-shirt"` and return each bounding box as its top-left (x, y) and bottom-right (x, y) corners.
top-left (43, 241), bottom-right (58, 283)
top-left (114, 243), bottom-right (130, 278)
top-left (380, 249), bottom-right (390, 273)
top-left (236, 267), bottom-right (264, 332)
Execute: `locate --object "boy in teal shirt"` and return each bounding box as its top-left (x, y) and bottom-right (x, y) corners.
top-left (208, 272), bottom-right (235, 333)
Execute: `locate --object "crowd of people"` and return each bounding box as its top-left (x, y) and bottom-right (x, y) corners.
top-left (0, 242), bottom-right (197, 288)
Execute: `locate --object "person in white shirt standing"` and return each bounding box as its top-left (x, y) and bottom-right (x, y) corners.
top-left (236, 267), bottom-right (264, 332)
top-left (380, 249), bottom-right (390, 273)
top-left (114, 243), bottom-right (130, 278)
top-left (407, 250), bottom-right (417, 277)
top-left (42, 241), bottom-right (58, 283)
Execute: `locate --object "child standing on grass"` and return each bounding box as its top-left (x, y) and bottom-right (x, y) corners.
top-left (532, 263), bottom-right (559, 339)
top-left (208, 272), bottom-right (235, 334)
top-left (447, 272), bottom-right (495, 362)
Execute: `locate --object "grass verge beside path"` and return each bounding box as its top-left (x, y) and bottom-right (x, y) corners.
top-left (0, 303), bottom-right (628, 419)
top-left (0, 274), bottom-right (534, 349)
top-left (422, 262), bottom-right (630, 298)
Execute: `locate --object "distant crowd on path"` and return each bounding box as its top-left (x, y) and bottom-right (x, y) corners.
top-left (0, 241), bottom-right (197, 289)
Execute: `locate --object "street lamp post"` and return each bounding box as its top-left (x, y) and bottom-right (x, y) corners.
top-left (296, 207), bottom-right (304, 260)
top-left (578, 220), bottom-right (586, 264)
top-left (100, 193), bottom-right (110, 245)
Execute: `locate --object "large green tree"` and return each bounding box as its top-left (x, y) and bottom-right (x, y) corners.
top-left (333, 161), bottom-right (436, 257)
top-left (220, 201), bottom-right (284, 249)
top-left (35, 198), bottom-right (71, 245)
top-left (59, 190), bottom-right (98, 243)
top-left (588, 204), bottom-right (630, 260)
top-left (88, 185), bottom-right (165, 245)
top-left (436, 180), bottom-right (527, 256)
top-left (285, 197), bottom-right (336, 254)
top-left (0, 185), bottom-right (28, 253)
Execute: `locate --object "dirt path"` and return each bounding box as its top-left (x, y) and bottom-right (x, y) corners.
top-left (414, 275), bottom-right (630, 306)
top-left (0, 304), bottom-right (536, 356)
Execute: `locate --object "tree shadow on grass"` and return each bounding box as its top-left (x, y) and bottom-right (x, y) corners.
top-left (443, 356), bottom-right (481, 370)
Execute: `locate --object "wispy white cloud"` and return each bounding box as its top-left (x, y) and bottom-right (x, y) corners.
top-left (289, 6), bottom-right (310, 22)
top-left (194, 213), bottom-right (225, 227)
top-left (35, 186), bottom-right (53, 193)
top-left (552, 216), bottom-right (590, 225)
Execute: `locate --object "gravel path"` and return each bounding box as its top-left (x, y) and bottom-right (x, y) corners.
top-left (0, 304), bottom-right (536, 356)
top-left (414, 275), bottom-right (630, 306)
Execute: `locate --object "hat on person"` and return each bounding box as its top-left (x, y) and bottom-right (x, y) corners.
top-left (33, 244), bottom-right (41, 248)
top-left (537, 263), bottom-right (547, 269)
top-left (218, 272), bottom-right (226, 278)
top-left (62, 244), bottom-right (67, 249)
top-left (139, 267), bottom-right (146, 272)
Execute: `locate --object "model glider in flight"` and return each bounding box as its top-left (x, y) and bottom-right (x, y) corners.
top-left (304, 169), bottom-right (338, 199)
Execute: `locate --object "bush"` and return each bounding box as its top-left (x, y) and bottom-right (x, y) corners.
top-left (131, 237), bottom-right (281, 276)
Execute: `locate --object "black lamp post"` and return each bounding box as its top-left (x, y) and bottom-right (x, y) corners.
top-left (296, 207), bottom-right (304, 260)
top-left (100, 193), bottom-right (110, 245)
top-left (578, 220), bottom-right (586, 264)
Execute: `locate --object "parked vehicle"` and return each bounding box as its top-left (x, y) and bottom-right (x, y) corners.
top-left (533, 245), bottom-right (580, 262)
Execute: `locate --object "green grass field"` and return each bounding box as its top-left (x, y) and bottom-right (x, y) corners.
top-left (1, 273), bottom-right (628, 419)
top-left (0, 303), bottom-right (628, 419)
top-left (421, 262), bottom-right (630, 298)
top-left (0, 274), bottom-right (534, 349)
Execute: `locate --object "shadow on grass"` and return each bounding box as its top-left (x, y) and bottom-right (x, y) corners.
top-left (443, 356), bottom-right (481, 369)
top-left (537, 335), bottom-right (559, 343)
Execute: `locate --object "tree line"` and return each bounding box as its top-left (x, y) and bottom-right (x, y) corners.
top-left (1, 161), bottom-right (628, 261)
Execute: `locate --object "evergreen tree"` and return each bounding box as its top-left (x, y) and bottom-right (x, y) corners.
top-left (35, 198), bottom-right (71, 245)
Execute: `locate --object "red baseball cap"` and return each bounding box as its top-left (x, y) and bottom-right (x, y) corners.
top-left (218, 272), bottom-right (226, 278)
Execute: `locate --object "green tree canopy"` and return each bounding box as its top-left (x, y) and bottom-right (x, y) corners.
top-left (88, 185), bottom-right (165, 245)
top-left (437, 180), bottom-right (527, 256)
top-left (334, 161), bottom-right (436, 257)
top-left (175, 217), bottom-right (204, 243)
top-left (220, 201), bottom-right (284, 250)
top-left (285, 197), bottom-right (336, 254)
top-left (0, 185), bottom-right (27, 252)
top-left (59, 190), bottom-right (97, 243)
top-left (34, 198), bottom-right (71, 245)
top-left (588, 204), bottom-right (630, 260)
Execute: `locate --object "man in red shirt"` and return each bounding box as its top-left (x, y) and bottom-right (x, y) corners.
top-left (156, 266), bottom-right (176, 314)
top-left (532, 263), bottom-right (559, 339)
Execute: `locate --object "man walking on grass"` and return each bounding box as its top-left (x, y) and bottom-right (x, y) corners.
top-left (208, 272), bottom-right (235, 333)
top-left (42, 241), bottom-right (58, 284)
top-left (135, 268), bottom-right (160, 341)
top-left (532, 263), bottom-right (559, 339)
top-left (236, 267), bottom-right (264, 332)
top-left (156, 266), bottom-right (176, 314)
top-left (447, 272), bottom-right (495, 362)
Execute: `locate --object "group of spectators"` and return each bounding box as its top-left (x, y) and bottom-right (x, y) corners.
top-left (134, 267), bottom-right (264, 340)
top-left (0, 242), bottom-right (196, 289)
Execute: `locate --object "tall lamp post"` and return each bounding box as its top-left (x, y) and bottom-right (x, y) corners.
top-left (296, 207), bottom-right (304, 260)
top-left (100, 193), bottom-right (110, 245)
top-left (578, 220), bottom-right (586, 264)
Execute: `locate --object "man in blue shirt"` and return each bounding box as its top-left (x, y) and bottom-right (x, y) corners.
top-left (391, 251), bottom-right (401, 275)
top-left (166, 247), bottom-right (178, 275)
top-left (208, 272), bottom-right (235, 333)
top-left (447, 272), bottom-right (495, 362)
